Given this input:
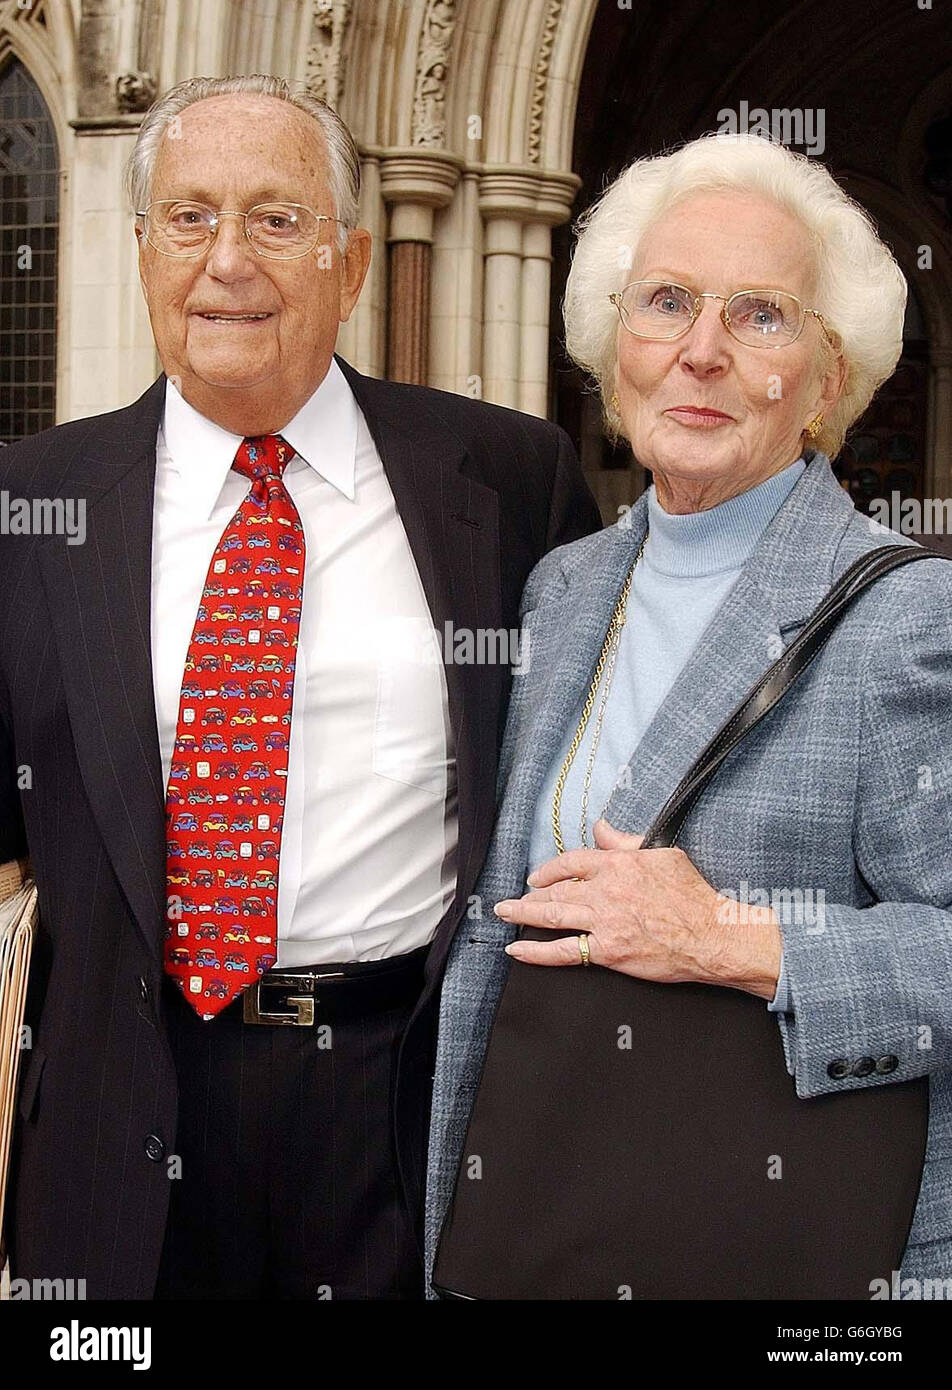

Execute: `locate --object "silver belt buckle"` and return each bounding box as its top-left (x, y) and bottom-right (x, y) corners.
top-left (243, 973), bottom-right (316, 1027)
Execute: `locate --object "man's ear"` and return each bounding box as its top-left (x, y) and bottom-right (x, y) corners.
top-left (136, 227), bottom-right (152, 306)
top-left (339, 228), bottom-right (372, 323)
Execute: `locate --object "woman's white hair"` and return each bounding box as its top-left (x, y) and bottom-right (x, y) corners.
top-left (124, 75), bottom-right (360, 253)
top-left (563, 132), bottom-right (907, 459)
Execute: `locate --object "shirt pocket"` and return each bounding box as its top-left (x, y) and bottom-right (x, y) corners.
top-left (373, 618), bottom-right (450, 797)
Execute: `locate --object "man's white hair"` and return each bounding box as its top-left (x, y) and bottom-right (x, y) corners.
top-left (124, 74), bottom-right (360, 253)
top-left (563, 132), bottom-right (907, 459)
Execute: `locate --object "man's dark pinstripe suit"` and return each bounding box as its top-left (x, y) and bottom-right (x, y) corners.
top-left (0, 355), bottom-right (600, 1298)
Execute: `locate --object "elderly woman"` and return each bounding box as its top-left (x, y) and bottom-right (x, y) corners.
top-left (424, 132), bottom-right (952, 1299)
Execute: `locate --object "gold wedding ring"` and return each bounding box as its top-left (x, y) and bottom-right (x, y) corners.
top-left (577, 933), bottom-right (591, 967)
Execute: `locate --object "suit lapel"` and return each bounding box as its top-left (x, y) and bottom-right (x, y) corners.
top-left (335, 357), bottom-right (503, 915)
top-left (36, 377), bottom-right (169, 963)
top-left (604, 454), bottom-right (858, 834)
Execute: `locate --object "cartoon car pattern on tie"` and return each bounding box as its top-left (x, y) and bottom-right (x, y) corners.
top-left (164, 436), bottom-right (304, 1006)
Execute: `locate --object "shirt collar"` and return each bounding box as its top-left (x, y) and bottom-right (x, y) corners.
top-left (161, 356), bottom-right (358, 521)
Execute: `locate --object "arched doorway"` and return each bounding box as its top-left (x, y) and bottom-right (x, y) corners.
top-left (834, 286), bottom-right (930, 518)
top-left (0, 56), bottom-right (59, 445)
top-left (556, 0), bottom-right (952, 523)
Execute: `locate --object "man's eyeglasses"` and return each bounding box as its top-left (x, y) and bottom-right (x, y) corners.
top-left (135, 200), bottom-right (348, 260)
top-left (609, 280), bottom-right (837, 349)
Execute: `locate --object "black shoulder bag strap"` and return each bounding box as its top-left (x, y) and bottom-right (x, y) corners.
top-left (644, 543), bottom-right (944, 849)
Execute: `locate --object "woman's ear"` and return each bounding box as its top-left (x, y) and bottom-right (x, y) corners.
top-left (817, 348), bottom-right (847, 418)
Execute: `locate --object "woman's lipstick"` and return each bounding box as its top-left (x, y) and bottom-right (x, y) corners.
top-left (664, 405), bottom-right (734, 426)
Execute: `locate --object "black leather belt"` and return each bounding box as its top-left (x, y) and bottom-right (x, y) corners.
top-left (241, 943), bottom-right (429, 1027)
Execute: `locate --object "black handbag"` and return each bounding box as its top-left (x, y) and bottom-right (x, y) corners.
top-left (433, 544), bottom-right (942, 1300)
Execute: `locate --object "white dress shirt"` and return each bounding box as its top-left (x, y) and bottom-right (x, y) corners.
top-left (151, 359), bottom-right (458, 966)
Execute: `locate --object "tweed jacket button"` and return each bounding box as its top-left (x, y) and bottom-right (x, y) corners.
top-left (827, 1059), bottom-right (851, 1080)
top-left (876, 1054), bottom-right (899, 1075)
top-left (851, 1056), bottom-right (876, 1077)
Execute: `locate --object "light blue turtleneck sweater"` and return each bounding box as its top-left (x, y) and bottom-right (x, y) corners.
top-left (527, 456), bottom-right (807, 1014)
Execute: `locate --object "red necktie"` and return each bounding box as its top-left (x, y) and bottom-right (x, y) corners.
top-left (163, 435), bottom-right (304, 1018)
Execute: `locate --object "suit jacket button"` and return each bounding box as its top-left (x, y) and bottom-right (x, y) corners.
top-left (851, 1056), bottom-right (875, 1077)
top-left (876, 1054), bottom-right (899, 1075)
top-left (144, 1134), bottom-right (165, 1162)
top-left (827, 1059), bottom-right (851, 1080)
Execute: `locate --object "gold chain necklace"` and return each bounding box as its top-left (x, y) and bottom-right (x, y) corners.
top-left (551, 527), bottom-right (648, 855)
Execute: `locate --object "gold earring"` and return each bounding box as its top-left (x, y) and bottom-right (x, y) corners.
top-left (611, 392), bottom-right (620, 412)
top-left (805, 414), bottom-right (824, 439)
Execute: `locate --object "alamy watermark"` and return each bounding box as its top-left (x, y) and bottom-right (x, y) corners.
top-left (1, 1267), bottom-right (87, 1299)
top-left (718, 879), bottom-right (826, 934)
top-left (716, 101), bottom-right (825, 157)
top-left (870, 1271), bottom-right (952, 1300)
top-left (378, 615), bottom-right (530, 673)
top-left (0, 490), bottom-right (86, 545)
top-left (868, 492), bottom-right (952, 536)
top-left (49, 1320), bottom-right (150, 1369)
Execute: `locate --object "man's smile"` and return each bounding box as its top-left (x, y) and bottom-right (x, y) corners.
top-left (192, 310), bottom-right (274, 323)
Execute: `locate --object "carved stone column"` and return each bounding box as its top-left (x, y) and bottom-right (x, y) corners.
top-left (478, 169), bottom-right (579, 414)
top-left (76, 0), bottom-right (156, 123)
top-left (306, 0), bottom-right (354, 111)
top-left (66, 0), bottom-right (159, 416)
top-left (379, 152), bottom-right (461, 385)
top-left (387, 238), bottom-right (431, 386)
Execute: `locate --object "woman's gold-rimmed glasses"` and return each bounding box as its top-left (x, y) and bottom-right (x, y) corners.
top-left (609, 280), bottom-right (836, 349)
top-left (135, 200), bottom-right (347, 260)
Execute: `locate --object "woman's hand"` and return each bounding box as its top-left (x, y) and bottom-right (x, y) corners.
top-left (496, 819), bottom-right (782, 999)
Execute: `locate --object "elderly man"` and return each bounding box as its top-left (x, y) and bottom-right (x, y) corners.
top-left (0, 75), bottom-right (599, 1299)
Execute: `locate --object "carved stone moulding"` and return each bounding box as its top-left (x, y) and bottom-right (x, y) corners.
top-left (115, 71), bottom-right (157, 114)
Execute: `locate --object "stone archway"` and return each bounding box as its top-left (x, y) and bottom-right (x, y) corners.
top-left (10, 0), bottom-right (952, 461)
top-left (8, 0), bottom-right (605, 419)
top-left (337, 0), bottom-right (599, 406)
